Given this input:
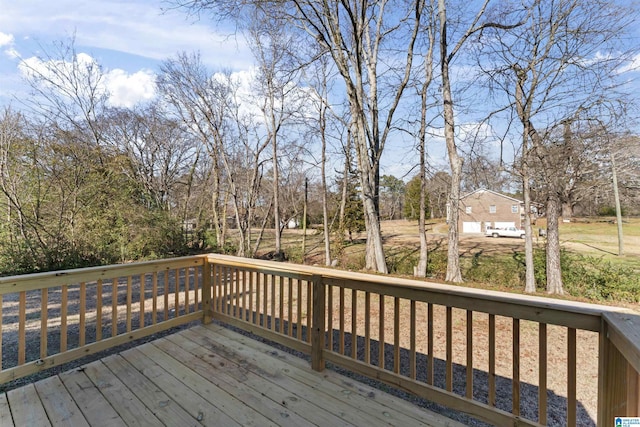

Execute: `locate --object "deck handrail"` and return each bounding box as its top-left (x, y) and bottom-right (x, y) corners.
top-left (0, 256), bottom-right (207, 385)
top-left (205, 254), bottom-right (640, 427)
top-left (1, 254), bottom-right (638, 426)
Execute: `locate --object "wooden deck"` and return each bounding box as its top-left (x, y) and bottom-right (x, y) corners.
top-left (0, 323), bottom-right (464, 427)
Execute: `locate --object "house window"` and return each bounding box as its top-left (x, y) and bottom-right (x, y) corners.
top-left (465, 206), bottom-right (472, 214)
top-left (512, 205), bottom-right (518, 213)
top-left (489, 205), bottom-right (496, 213)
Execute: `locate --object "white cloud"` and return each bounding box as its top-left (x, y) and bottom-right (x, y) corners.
top-left (0, 2), bottom-right (252, 70)
top-left (0, 32), bottom-right (14, 47)
top-left (18, 53), bottom-right (156, 108)
top-left (0, 31), bottom-right (19, 59)
top-left (104, 68), bottom-right (156, 108)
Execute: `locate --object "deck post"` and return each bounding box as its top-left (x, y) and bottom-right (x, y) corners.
top-left (598, 316), bottom-right (640, 425)
top-left (202, 257), bottom-right (213, 325)
top-left (311, 274), bottom-right (326, 372)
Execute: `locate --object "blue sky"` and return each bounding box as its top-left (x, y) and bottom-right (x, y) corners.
top-left (1, 1), bottom-right (638, 180)
top-left (0, 0), bottom-right (253, 107)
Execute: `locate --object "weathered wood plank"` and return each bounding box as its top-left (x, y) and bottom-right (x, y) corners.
top-left (200, 324), bottom-right (467, 427)
top-left (198, 324), bottom-right (456, 427)
top-left (155, 334), bottom-right (314, 427)
top-left (82, 360), bottom-right (162, 427)
top-left (120, 346), bottom-right (241, 427)
top-left (6, 384), bottom-right (51, 427)
top-left (164, 331), bottom-right (345, 427)
top-left (133, 340), bottom-right (279, 427)
top-left (0, 392), bottom-right (14, 427)
top-left (33, 375), bottom-right (89, 426)
top-left (101, 354), bottom-right (198, 427)
top-left (58, 369), bottom-right (126, 427)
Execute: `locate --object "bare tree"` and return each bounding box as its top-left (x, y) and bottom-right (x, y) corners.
top-left (437, 0), bottom-right (513, 282)
top-left (477, 0), bottom-right (637, 293)
top-left (157, 52), bottom-right (228, 248)
top-left (246, 9), bottom-right (304, 259)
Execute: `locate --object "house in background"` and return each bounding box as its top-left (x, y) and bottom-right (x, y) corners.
top-left (456, 188), bottom-right (525, 233)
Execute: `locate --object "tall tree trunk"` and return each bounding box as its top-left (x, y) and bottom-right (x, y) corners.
top-left (301, 178), bottom-right (308, 263)
top-left (321, 119), bottom-right (331, 266)
top-left (515, 68), bottom-right (536, 293)
top-left (439, 0), bottom-right (463, 282)
top-left (610, 150), bottom-right (624, 256)
top-left (545, 193), bottom-right (563, 294)
top-left (272, 131), bottom-right (281, 255)
top-left (354, 121), bottom-right (387, 273)
top-left (522, 143), bottom-right (536, 293)
top-left (338, 130), bottom-right (352, 242)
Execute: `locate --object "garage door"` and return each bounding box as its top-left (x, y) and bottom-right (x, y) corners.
top-left (462, 222), bottom-right (481, 233)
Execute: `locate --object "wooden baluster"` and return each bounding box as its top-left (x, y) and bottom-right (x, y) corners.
top-left (539, 323), bottom-right (547, 425)
top-left (163, 272), bottom-right (169, 321)
top-left (40, 289), bottom-right (48, 359)
top-left (311, 275), bottom-right (325, 372)
top-left (446, 306), bottom-right (453, 392)
top-left (306, 280), bottom-right (312, 343)
top-left (174, 269), bottom-right (180, 317)
top-left (231, 268), bottom-right (242, 319)
top-left (270, 274), bottom-right (276, 331)
top-left (248, 271), bottom-right (254, 324)
top-left (297, 278), bottom-right (303, 340)
top-left (263, 274), bottom-right (268, 328)
top-left (243, 270), bottom-right (249, 321)
top-left (19, 291), bottom-right (26, 364)
top-left (394, 297), bottom-right (400, 374)
top-left (79, 282), bottom-right (86, 346)
top-left (466, 310), bottom-right (473, 399)
top-left (126, 276), bottom-right (132, 332)
top-left (61, 286), bottom-right (68, 352)
top-left (279, 275), bottom-right (284, 333)
top-left (254, 272), bottom-right (261, 325)
top-left (112, 279), bottom-right (118, 337)
top-left (151, 273), bottom-right (158, 325)
top-left (339, 287), bottom-right (345, 355)
top-left (288, 277), bottom-right (293, 336)
top-left (513, 318), bottom-right (520, 416)
top-left (567, 327), bottom-right (577, 425)
top-left (489, 314), bottom-right (496, 407)
top-left (327, 285), bottom-right (333, 350)
top-left (140, 274), bottom-right (146, 327)
top-left (183, 269), bottom-right (189, 316)
top-left (96, 279), bottom-right (103, 341)
top-left (194, 266), bottom-right (199, 311)
top-left (410, 300), bottom-right (416, 380)
top-left (379, 295), bottom-right (385, 369)
top-left (365, 291), bottom-right (371, 365)
top-left (427, 302), bottom-right (434, 385)
top-left (352, 289), bottom-right (358, 360)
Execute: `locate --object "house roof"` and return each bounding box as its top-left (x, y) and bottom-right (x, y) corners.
top-left (460, 188), bottom-right (523, 203)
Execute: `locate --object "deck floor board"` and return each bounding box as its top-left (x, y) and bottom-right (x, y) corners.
top-left (1, 324), bottom-right (464, 427)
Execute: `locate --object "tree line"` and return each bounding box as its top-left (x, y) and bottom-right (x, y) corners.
top-left (1, 0), bottom-right (639, 296)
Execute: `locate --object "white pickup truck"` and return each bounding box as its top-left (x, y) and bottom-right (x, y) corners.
top-left (485, 226), bottom-right (525, 238)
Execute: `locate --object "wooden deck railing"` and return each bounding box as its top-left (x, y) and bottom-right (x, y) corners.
top-left (204, 254), bottom-right (640, 427)
top-left (1, 254), bottom-right (638, 426)
top-left (0, 256), bottom-right (205, 385)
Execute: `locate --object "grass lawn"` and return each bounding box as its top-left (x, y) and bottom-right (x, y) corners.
top-left (558, 217), bottom-right (640, 271)
top-left (252, 216), bottom-right (639, 304)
